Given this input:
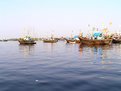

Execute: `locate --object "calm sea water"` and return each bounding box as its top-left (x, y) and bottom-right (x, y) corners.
top-left (0, 41), bottom-right (121, 91)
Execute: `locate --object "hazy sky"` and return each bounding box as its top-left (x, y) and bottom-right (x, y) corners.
top-left (0, 0), bottom-right (121, 38)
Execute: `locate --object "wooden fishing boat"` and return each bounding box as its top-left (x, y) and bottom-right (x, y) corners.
top-left (65, 38), bottom-right (80, 43)
top-left (18, 36), bottom-right (36, 44)
top-left (79, 37), bottom-right (112, 45)
top-left (18, 39), bottom-right (36, 44)
top-left (0, 39), bottom-right (8, 42)
top-left (2, 39), bottom-right (8, 42)
top-left (43, 39), bottom-right (58, 43)
top-left (112, 33), bottom-right (121, 43)
top-left (65, 39), bottom-right (76, 43)
top-left (112, 39), bottom-right (121, 43)
top-left (43, 33), bottom-right (58, 43)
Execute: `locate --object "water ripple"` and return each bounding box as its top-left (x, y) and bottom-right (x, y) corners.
top-left (0, 42), bottom-right (121, 91)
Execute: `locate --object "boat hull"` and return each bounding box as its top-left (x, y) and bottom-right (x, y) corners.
top-left (79, 37), bottom-right (112, 45)
top-left (112, 39), bottom-right (121, 43)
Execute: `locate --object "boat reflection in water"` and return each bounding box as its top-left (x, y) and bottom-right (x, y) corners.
top-left (79, 44), bottom-right (112, 64)
top-left (19, 44), bottom-right (35, 57)
top-left (43, 42), bottom-right (56, 53)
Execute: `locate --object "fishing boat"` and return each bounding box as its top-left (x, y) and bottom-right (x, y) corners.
top-left (65, 38), bottom-right (80, 43)
top-left (112, 39), bottom-right (121, 43)
top-left (18, 36), bottom-right (36, 44)
top-left (2, 39), bottom-right (8, 42)
top-left (43, 34), bottom-right (58, 43)
top-left (65, 35), bottom-right (80, 44)
top-left (65, 38), bottom-right (76, 43)
top-left (43, 39), bottom-right (58, 43)
top-left (79, 37), bottom-right (112, 45)
top-left (79, 31), bottom-right (112, 45)
top-left (112, 33), bottom-right (121, 43)
top-left (0, 39), bottom-right (8, 42)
